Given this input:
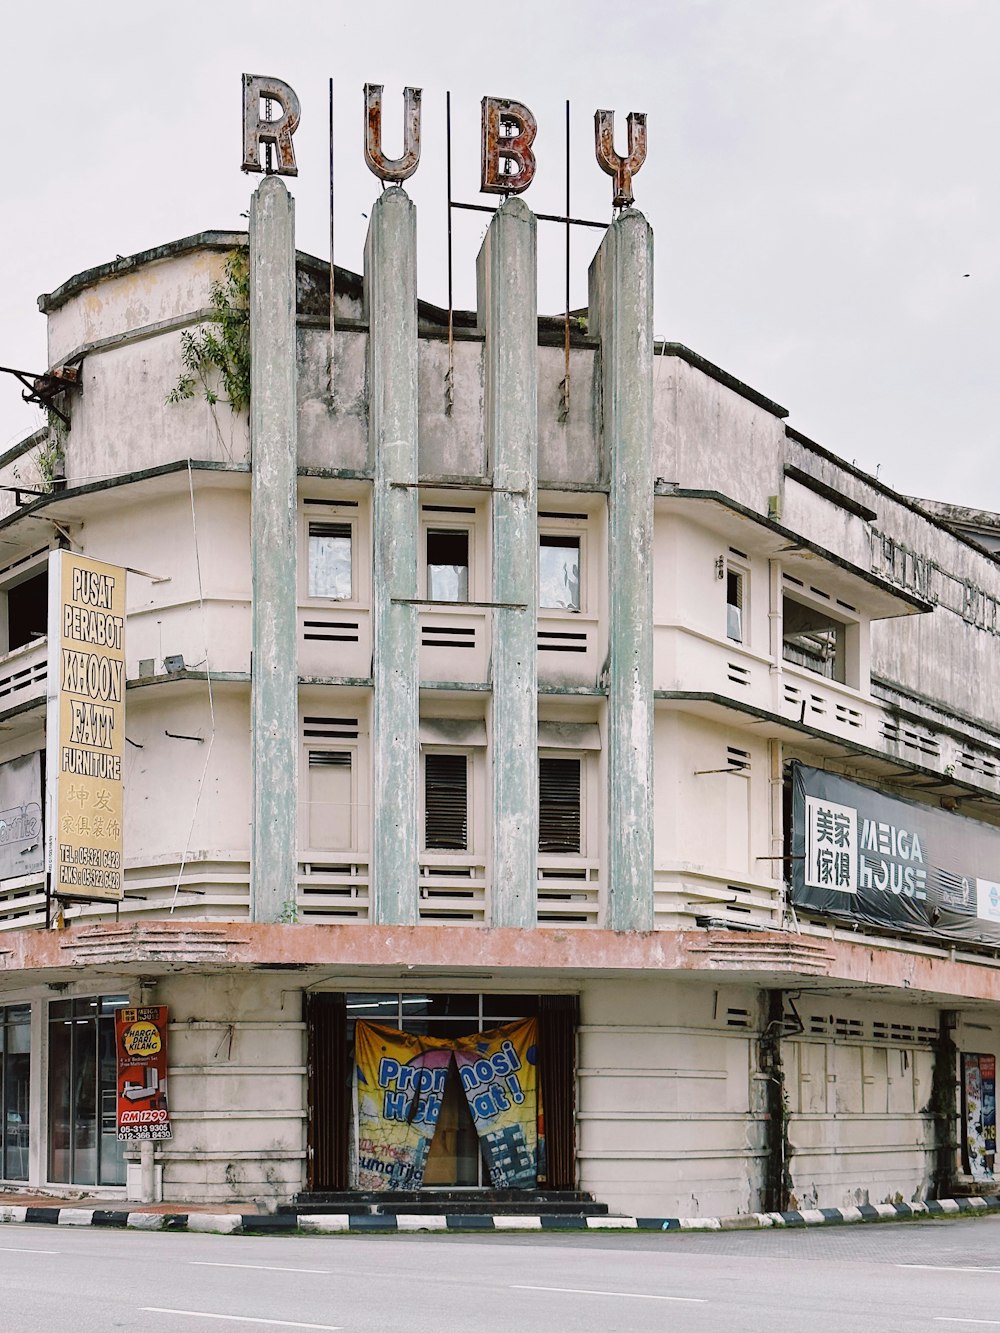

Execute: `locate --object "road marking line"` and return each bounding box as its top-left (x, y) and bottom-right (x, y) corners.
top-left (191, 1262), bottom-right (332, 1275)
top-left (0, 1246), bottom-right (58, 1254)
top-left (140, 1311), bottom-right (341, 1330)
top-left (936, 1320), bottom-right (1000, 1326)
top-left (511, 1283), bottom-right (705, 1303)
top-left (900, 1265), bottom-right (1000, 1273)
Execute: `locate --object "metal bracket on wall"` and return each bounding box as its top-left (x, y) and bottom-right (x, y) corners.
top-left (0, 364), bottom-right (79, 425)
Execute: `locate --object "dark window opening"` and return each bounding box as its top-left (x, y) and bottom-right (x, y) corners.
top-left (426, 529), bottom-right (469, 603)
top-left (1, 1005), bottom-right (30, 1181)
top-left (425, 753), bottom-right (468, 850)
top-left (7, 571), bottom-right (48, 653)
top-left (726, 569), bottom-right (743, 643)
top-left (539, 756), bottom-right (581, 854)
top-left (782, 595), bottom-right (845, 683)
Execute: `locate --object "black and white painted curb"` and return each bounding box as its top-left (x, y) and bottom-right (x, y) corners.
top-left (1, 1196), bottom-right (999, 1235)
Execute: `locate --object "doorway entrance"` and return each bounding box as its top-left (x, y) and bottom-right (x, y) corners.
top-left (306, 991), bottom-right (578, 1193)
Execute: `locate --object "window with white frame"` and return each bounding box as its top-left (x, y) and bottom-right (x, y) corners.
top-left (426, 529), bottom-right (470, 603)
top-left (539, 533), bottom-right (581, 611)
top-left (306, 750), bottom-right (354, 852)
top-left (302, 715), bottom-right (361, 854)
top-left (308, 521), bottom-right (353, 601)
top-left (726, 566), bottom-right (745, 644)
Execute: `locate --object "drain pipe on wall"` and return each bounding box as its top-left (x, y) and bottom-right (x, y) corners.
top-left (930, 1009), bottom-right (960, 1200)
top-left (759, 989), bottom-right (797, 1214)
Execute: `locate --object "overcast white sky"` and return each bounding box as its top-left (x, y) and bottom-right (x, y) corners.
top-left (2, 0), bottom-right (997, 509)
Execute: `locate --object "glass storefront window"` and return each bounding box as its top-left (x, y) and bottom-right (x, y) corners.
top-left (1, 1005), bottom-right (30, 1181)
top-left (48, 994), bottom-right (128, 1186)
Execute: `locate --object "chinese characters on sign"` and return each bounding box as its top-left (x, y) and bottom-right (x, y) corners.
top-left (792, 763), bottom-right (1000, 946)
top-left (804, 795), bottom-right (857, 893)
top-left (115, 1006), bottom-right (172, 1142)
top-left (46, 552), bottom-right (126, 902)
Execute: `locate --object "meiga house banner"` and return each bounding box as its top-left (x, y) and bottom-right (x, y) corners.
top-left (791, 762), bottom-right (1000, 947)
top-left (355, 1019), bottom-right (541, 1191)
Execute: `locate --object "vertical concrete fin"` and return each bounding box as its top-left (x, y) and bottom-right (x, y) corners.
top-left (250, 175), bottom-right (299, 923)
top-left (590, 210), bottom-right (654, 931)
top-left (478, 196), bottom-right (538, 928)
top-left (367, 187), bottom-right (420, 925)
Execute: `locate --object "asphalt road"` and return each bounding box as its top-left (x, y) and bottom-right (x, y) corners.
top-left (3, 1214), bottom-right (1000, 1332)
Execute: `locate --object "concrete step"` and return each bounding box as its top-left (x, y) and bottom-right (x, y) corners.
top-left (284, 1190), bottom-right (608, 1218)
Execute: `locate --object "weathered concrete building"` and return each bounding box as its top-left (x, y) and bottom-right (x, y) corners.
top-left (1, 171), bottom-right (1000, 1217)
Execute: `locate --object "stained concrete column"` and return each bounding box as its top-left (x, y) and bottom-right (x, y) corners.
top-left (589, 210), bottom-right (654, 931)
top-left (250, 175), bottom-right (298, 923)
top-left (367, 187), bottom-right (420, 925)
top-left (478, 197), bottom-right (538, 927)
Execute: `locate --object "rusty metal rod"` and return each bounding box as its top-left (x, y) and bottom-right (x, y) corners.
top-left (564, 98), bottom-right (571, 415)
top-left (446, 90), bottom-right (455, 416)
top-left (451, 200), bottom-right (606, 229)
top-left (334, 76), bottom-right (344, 383)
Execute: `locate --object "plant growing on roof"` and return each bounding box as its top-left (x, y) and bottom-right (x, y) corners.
top-left (167, 250), bottom-right (250, 413)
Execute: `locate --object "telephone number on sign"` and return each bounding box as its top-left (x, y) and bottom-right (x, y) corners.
top-left (117, 1126), bottom-right (172, 1142)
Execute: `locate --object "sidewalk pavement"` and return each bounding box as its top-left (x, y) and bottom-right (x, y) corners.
top-left (2, 1190), bottom-right (999, 1235)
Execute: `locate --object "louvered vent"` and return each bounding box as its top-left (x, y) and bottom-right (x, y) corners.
top-left (538, 629), bottom-right (588, 653)
top-left (539, 757), bottom-right (581, 854)
top-left (304, 717), bottom-right (359, 740)
top-left (424, 753), bottom-right (468, 850)
top-left (422, 624), bottom-right (476, 649)
top-left (309, 751), bottom-right (351, 769)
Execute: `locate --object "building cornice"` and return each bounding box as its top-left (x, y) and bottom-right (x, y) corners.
top-left (2, 920), bottom-right (1000, 1008)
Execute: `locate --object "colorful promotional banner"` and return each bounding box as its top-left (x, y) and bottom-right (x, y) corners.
top-left (455, 1019), bottom-right (540, 1189)
top-left (356, 1022), bottom-right (452, 1191)
top-left (791, 762), bottom-right (1000, 947)
top-left (46, 551), bottom-right (126, 902)
top-left (961, 1053), bottom-right (996, 1180)
top-left (355, 1019), bottom-right (541, 1191)
top-left (116, 1006), bottom-right (171, 1142)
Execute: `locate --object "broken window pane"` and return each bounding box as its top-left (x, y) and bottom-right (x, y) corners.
top-left (309, 522), bottom-right (352, 600)
top-left (427, 529), bottom-right (469, 603)
top-left (726, 569), bottom-right (743, 643)
top-left (539, 535), bottom-right (580, 611)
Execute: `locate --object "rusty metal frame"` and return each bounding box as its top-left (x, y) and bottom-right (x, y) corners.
top-left (594, 108), bottom-right (648, 209)
top-left (364, 83), bottom-right (422, 183)
top-left (0, 364), bottom-right (78, 425)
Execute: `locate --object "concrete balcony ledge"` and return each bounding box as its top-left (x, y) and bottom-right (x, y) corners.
top-left (1, 919), bottom-right (999, 1006)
